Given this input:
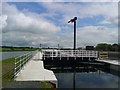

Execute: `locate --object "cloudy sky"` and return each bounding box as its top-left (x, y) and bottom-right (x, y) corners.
top-left (1, 1), bottom-right (118, 48)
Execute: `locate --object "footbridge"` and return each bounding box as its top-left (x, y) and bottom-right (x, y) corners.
top-left (42, 49), bottom-right (98, 61)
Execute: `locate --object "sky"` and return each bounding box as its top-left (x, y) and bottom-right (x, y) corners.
top-left (1, 1), bottom-right (118, 48)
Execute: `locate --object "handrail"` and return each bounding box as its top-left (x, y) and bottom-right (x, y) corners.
top-left (14, 51), bottom-right (38, 79)
top-left (42, 49), bottom-right (98, 60)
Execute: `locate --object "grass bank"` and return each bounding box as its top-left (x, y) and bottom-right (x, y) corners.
top-left (0, 57), bottom-right (15, 87)
top-left (0, 56), bottom-right (52, 88)
top-left (0, 48), bottom-right (39, 52)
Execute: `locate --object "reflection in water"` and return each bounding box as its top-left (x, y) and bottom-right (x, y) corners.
top-left (45, 65), bottom-right (119, 88)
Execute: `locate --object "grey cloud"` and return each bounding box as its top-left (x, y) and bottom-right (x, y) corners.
top-left (2, 3), bottom-right (61, 47)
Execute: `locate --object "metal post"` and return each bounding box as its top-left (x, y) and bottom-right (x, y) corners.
top-left (68, 17), bottom-right (77, 50)
top-left (52, 50), bottom-right (53, 60)
top-left (74, 21), bottom-right (76, 50)
top-left (20, 56), bottom-right (22, 73)
top-left (14, 58), bottom-right (16, 78)
top-left (58, 44), bottom-right (59, 50)
top-left (60, 51), bottom-right (61, 60)
top-left (25, 54), bottom-right (27, 64)
top-left (44, 54), bottom-right (45, 60)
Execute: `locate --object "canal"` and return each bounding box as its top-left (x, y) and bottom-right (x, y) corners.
top-left (44, 63), bottom-right (120, 88)
top-left (1, 51), bottom-right (36, 61)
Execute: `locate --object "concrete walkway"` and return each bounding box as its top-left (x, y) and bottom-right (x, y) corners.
top-left (97, 59), bottom-right (120, 65)
top-left (97, 59), bottom-right (120, 72)
top-left (15, 52), bottom-right (57, 85)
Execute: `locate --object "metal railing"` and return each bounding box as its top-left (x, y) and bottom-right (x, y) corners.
top-left (42, 49), bottom-right (98, 60)
top-left (99, 51), bottom-right (108, 60)
top-left (14, 51), bottom-right (37, 78)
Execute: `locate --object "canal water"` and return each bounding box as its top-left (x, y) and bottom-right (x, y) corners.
top-left (1, 51), bottom-right (35, 61)
top-left (46, 65), bottom-right (120, 88)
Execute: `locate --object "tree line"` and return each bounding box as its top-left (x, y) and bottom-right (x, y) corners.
top-left (95, 43), bottom-right (120, 51)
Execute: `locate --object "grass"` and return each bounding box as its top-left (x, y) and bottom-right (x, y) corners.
top-left (0, 55), bottom-right (52, 88)
top-left (1, 54), bottom-right (33, 87)
top-left (0, 57), bottom-right (15, 87)
top-left (0, 48), bottom-right (39, 52)
top-left (40, 81), bottom-right (52, 88)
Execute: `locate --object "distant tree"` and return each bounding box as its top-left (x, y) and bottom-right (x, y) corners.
top-left (112, 43), bottom-right (118, 51)
top-left (118, 44), bottom-right (120, 51)
top-left (95, 43), bottom-right (113, 51)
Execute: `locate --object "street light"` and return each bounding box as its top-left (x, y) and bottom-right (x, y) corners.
top-left (40, 44), bottom-right (42, 48)
top-left (58, 44), bottom-right (60, 50)
top-left (68, 17), bottom-right (77, 50)
top-left (68, 17), bottom-right (77, 90)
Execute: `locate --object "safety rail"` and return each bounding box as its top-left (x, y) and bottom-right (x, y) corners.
top-left (99, 51), bottom-right (108, 60)
top-left (42, 49), bottom-right (98, 60)
top-left (14, 51), bottom-right (37, 78)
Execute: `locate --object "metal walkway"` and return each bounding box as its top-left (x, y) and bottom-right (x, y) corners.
top-left (14, 51), bottom-right (57, 86)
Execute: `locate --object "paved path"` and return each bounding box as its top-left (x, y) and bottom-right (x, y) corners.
top-left (97, 59), bottom-right (120, 66)
top-left (15, 52), bottom-right (57, 84)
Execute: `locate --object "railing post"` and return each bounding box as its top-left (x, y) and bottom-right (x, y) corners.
top-left (44, 53), bottom-right (45, 60)
top-left (52, 50), bottom-right (53, 60)
top-left (88, 51), bottom-right (90, 61)
top-left (67, 54), bottom-right (69, 60)
top-left (38, 51), bottom-right (39, 60)
top-left (14, 58), bottom-right (16, 79)
top-left (60, 51), bottom-right (61, 60)
top-left (20, 56), bottom-right (22, 73)
top-left (75, 50), bottom-right (76, 60)
top-left (25, 54), bottom-right (27, 64)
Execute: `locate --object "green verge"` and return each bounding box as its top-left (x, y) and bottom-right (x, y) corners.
top-left (0, 55), bottom-right (32, 87)
top-left (40, 81), bottom-right (52, 88)
top-left (0, 57), bottom-right (15, 87)
top-left (0, 48), bottom-right (39, 52)
top-left (0, 55), bottom-right (51, 88)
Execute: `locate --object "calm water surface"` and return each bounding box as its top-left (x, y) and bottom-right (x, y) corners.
top-left (1, 51), bottom-right (35, 61)
top-left (49, 66), bottom-right (120, 88)
top-left (55, 72), bottom-right (119, 88)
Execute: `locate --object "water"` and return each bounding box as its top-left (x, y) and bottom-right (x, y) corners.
top-left (55, 72), bottom-right (119, 88)
top-left (47, 66), bottom-right (120, 88)
top-left (1, 51), bottom-right (35, 61)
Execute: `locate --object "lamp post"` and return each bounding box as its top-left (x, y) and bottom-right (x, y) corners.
top-left (58, 44), bottom-right (59, 50)
top-left (68, 17), bottom-right (77, 50)
top-left (40, 44), bottom-right (42, 48)
top-left (68, 17), bottom-right (77, 90)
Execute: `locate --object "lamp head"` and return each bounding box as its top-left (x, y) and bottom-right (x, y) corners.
top-left (74, 17), bottom-right (77, 20)
top-left (68, 17), bottom-right (77, 23)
